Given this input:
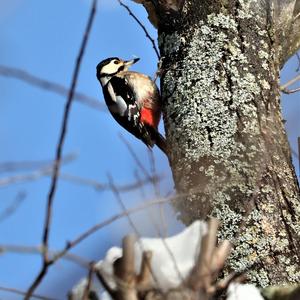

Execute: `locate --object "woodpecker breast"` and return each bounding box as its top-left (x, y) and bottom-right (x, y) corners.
top-left (118, 71), bottom-right (161, 128)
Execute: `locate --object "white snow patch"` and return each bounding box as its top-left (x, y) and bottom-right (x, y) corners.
top-left (70, 221), bottom-right (264, 300)
top-left (227, 283), bottom-right (264, 300)
top-left (96, 220), bottom-right (207, 291)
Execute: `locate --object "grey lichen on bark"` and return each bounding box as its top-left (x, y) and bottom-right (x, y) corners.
top-left (133, 0), bottom-right (300, 287)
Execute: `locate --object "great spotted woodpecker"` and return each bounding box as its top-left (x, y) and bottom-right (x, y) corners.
top-left (96, 57), bottom-right (167, 154)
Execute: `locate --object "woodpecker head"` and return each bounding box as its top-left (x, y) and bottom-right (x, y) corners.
top-left (96, 57), bottom-right (140, 86)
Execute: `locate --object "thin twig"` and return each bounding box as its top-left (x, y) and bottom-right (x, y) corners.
top-left (0, 154), bottom-right (76, 188)
top-left (148, 149), bottom-right (160, 198)
top-left (0, 286), bottom-right (58, 300)
top-left (134, 170), bottom-right (147, 199)
top-left (52, 198), bottom-right (171, 265)
top-left (0, 168), bottom-right (51, 187)
top-left (0, 153), bottom-right (76, 173)
top-left (58, 172), bottom-right (163, 193)
top-left (281, 87), bottom-right (300, 94)
top-left (117, 0), bottom-right (160, 59)
top-left (25, 1), bottom-right (97, 298)
top-left (94, 269), bottom-right (116, 299)
top-left (108, 174), bottom-right (142, 237)
top-left (107, 177), bottom-right (163, 289)
top-left (0, 244), bottom-right (89, 268)
top-left (82, 263), bottom-right (95, 300)
top-left (109, 173), bottom-right (184, 285)
top-left (280, 73), bottom-right (300, 90)
top-left (0, 65), bottom-right (106, 112)
top-left (148, 149), bottom-right (168, 236)
top-left (0, 191), bottom-right (26, 223)
top-left (296, 52), bottom-right (300, 72)
top-left (119, 134), bottom-right (152, 181)
top-left (0, 167), bottom-right (162, 193)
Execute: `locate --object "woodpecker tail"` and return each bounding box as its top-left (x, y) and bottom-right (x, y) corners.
top-left (155, 132), bottom-right (168, 155)
top-left (145, 125), bottom-right (168, 155)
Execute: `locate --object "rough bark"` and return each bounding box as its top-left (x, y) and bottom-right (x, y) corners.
top-left (134, 0), bottom-right (300, 287)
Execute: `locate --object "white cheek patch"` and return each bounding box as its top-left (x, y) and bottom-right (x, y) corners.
top-left (101, 62), bottom-right (118, 75)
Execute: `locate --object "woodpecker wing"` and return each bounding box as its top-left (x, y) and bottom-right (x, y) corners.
top-left (103, 75), bottom-right (154, 147)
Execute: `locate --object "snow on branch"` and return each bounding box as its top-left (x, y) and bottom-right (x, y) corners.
top-left (69, 218), bottom-right (266, 300)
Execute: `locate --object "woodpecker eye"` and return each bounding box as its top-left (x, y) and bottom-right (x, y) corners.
top-left (114, 60), bottom-right (119, 64)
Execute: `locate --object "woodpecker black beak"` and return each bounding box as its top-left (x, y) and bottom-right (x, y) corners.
top-left (124, 58), bottom-right (140, 66)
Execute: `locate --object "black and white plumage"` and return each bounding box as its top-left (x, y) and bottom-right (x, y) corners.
top-left (96, 57), bottom-right (167, 154)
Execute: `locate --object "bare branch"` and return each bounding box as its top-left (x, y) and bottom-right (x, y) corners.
top-left (52, 198), bottom-right (171, 265)
top-left (281, 87), bottom-right (300, 94)
top-left (107, 173), bottom-right (164, 293)
top-left (0, 167), bottom-right (162, 195)
top-left (95, 269), bottom-right (116, 299)
top-left (59, 172), bottom-right (163, 193)
top-left (188, 218), bottom-right (219, 291)
top-left (184, 218), bottom-right (235, 297)
top-left (148, 149), bottom-right (167, 236)
top-left (111, 235), bottom-right (141, 300)
top-left (110, 175), bottom-right (184, 288)
top-left (0, 65), bottom-right (106, 112)
top-left (280, 75), bottom-right (300, 93)
top-left (136, 251), bottom-right (153, 289)
top-left (133, 170), bottom-right (147, 199)
top-left (296, 52), bottom-right (300, 71)
top-left (118, 0), bottom-right (160, 59)
top-left (0, 191), bottom-right (26, 223)
top-left (0, 244), bottom-right (90, 268)
top-left (0, 154), bottom-right (76, 188)
top-left (0, 168), bottom-right (50, 187)
top-left (108, 174), bottom-right (142, 238)
top-left (25, 1), bottom-right (98, 298)
top-left (119, 135), bottom-right (152, 181)
top-left (82, 263), bottom-right (95, 300)
top-left (107, 174), bottom-right (162, 291)
top-left (0, 153), bottom-right (76, 173)
top-left (148, 150), bottom-right (160, 198)
top-left (0, 286), bottom-right (58, 300)
top-left (116, 235), bottom-right (136, 285)
top-left (25, 266), bottom-right (48, 300)
top-left (117, 0), bottom-right (160, 59)
top-left (211, 240), bottom-right (232, 276)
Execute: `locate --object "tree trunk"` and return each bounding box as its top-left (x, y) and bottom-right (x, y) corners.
top-left (135, 0), bottom-right (300, 287)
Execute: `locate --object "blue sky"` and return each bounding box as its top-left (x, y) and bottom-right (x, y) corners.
top-left (0, 0), bottom-right (299, 299)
